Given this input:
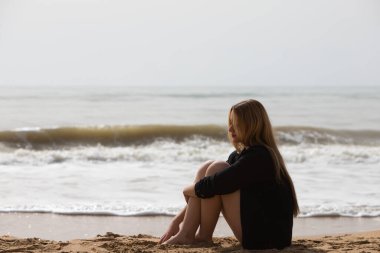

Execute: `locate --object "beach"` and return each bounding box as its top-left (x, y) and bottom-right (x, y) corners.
top-left (3, 232), bottom-right (380, 253)
top-left (1, 85), bottom-right (379, 252)
top-left (1, 213), bottom-right (380, 252)
top-left (2, 0), bottom-right (380, 251)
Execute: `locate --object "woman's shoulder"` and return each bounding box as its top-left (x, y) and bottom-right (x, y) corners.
top-left (227, 150), bottom-right (239, 164)
top-left (241, 145), bottom-right (273, 164)
top-left (228, 145), bottom-right (271, 164)
top-left (244, 144), bottom-right (271, 156)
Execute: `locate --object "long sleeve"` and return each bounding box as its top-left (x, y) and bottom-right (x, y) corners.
top-left (195, 145), bottom-right (274, 198)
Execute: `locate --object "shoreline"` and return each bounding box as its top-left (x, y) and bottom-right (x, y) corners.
top-left (1, 212), bottom-right (380, 241)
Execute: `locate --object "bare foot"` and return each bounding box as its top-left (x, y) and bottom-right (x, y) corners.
top-left (163, 233), bottom-right (195, 245)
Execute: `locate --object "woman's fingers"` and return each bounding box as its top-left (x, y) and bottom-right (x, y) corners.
top-left (160, 236), bottom-right (168, 244)
top-left (159, 234), bottom-right (165, 244)
top-left (159, 224), bottom-right (179, 244)
top-left (159, 233), bottom-right (169, 244)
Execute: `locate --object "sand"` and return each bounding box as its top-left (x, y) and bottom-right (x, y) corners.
top-left (1, 230), bottom-right (380, 252)
top-left (2, 213), bottom-right (380, 240)
top-left (1, 213), bottom-right (380, 252)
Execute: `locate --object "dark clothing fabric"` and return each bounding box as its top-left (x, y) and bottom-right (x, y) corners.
top-left (194, 145), bottom-right (293, 250)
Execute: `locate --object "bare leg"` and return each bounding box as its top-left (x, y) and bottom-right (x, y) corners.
top-left (197, 161), bottom-right (242, 243)
top-left (165, 160), bottom-right (242, 244)
top-left (221, 190), bottom-right (242, 242)
top-left (196, 161), bottom-right (228, 242)
top-left (163, 160), bottom-right (213, 244)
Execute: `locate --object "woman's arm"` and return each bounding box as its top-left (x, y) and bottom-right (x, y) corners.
top-left (183, 183), bottom-right (196, 198)
top-left (195, 147), bottom-right (273, 198)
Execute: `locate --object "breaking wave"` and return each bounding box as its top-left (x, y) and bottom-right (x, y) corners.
top-left (0, 125), bottom-right (379, 149)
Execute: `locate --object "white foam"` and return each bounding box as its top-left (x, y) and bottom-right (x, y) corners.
top-left (0, 139), bottom-right (379, 217)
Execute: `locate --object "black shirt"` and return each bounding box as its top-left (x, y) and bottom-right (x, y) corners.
top-left (194, 145), bottom-right (293, 250)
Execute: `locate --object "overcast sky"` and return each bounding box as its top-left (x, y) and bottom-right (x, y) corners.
top-left (0, 0), bottom-right (379, 87)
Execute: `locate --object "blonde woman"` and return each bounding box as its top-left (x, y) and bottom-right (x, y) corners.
top-left (159, 99), bottom-right (299, 250)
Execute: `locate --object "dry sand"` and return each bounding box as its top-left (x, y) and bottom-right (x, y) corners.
top-left (1, 213), bottom-right (380, 252)
top-left (1, 230), bottom-right (380, 252)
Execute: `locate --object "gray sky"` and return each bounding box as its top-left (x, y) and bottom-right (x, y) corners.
top-left (0, 0), bottom-right (379, 87)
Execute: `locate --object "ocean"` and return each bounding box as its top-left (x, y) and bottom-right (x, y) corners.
top-left (0, 85), bottom-right (379, 218)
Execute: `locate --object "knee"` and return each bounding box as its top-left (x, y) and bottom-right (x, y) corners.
top-left (205, 161), bottom-right (230, 177)
top-left (195, 160), bottom-right (215, 180)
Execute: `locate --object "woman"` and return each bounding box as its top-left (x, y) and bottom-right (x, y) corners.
top-left (159, 99), bottom-right (299, 250)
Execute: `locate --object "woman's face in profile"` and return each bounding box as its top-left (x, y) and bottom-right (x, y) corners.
top-left (228, 111), bottom-right (239, 143)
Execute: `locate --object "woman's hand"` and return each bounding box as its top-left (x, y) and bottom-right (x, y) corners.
top-left (159, 219), bottom-right (180, 244)
top-left (183, 183), bottom-right (196, 198)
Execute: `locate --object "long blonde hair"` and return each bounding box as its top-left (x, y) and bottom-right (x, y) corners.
top-left (228, 99), bottom-right (299, 216)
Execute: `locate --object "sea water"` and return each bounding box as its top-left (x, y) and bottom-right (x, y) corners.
top-left (0, 85), bottom-right (379, 217)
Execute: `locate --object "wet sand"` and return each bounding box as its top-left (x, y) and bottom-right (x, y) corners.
top-left (1, 212), bottom-right (380, 240)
